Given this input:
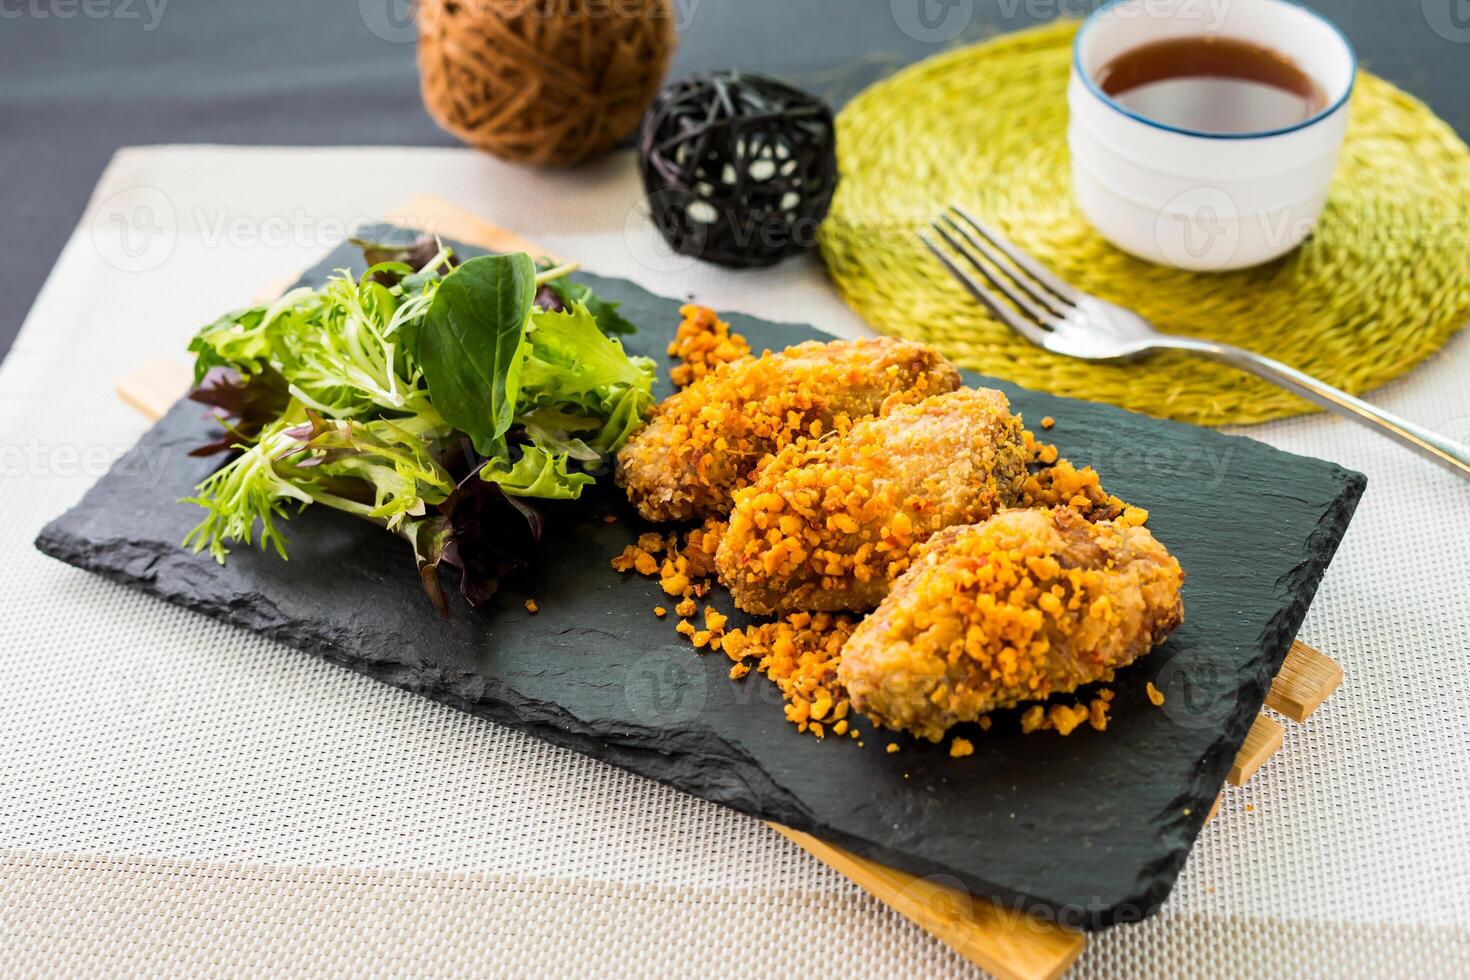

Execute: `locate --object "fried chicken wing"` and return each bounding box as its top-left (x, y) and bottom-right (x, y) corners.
top-left (715, 387), bottom-right (1030, 616)
top-left (615, 337), bottom-right (960, 522)
top-left (839, 507), bottom-right (1184, 742)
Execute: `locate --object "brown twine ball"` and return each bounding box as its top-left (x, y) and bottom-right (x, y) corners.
top-left (417, 0), bottom-right (677, 167)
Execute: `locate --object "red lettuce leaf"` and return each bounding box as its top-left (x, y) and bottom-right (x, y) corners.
top-left (408, 470), bottom-right (545, 616)
top-left (187, 366), bottom-right (291, 457)
top-left (354, 233), bottom-right (461, 287)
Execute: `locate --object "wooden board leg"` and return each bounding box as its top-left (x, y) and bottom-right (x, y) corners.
top-left (770, 825), bottom-right (1085, 980)
top-left (1266, 641), bottom-right (1344, 722)
top-left (1209, 641), bottom-right (1339, 802)
top-left (116, 358), bottom-right (192, 422)
top-left (1228, 714), bottom-right (1285, 786)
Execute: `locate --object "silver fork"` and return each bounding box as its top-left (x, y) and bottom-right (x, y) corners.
top-left (921, 205), bottom-right (1470, 480)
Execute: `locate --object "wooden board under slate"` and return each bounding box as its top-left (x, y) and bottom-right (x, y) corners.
top-left (35, 234), bottom-right (1366, 931)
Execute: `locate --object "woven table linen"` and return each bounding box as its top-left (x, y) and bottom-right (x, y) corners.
top-left (1, 146), bottom-right (1467, 978)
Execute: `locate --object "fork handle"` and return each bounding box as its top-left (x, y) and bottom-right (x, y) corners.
top-left (1159, 338), bottom-right (1470, 480)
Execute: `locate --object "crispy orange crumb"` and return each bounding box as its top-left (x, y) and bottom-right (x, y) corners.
top-left (1049, 703), bottom-right (1089, 736)
top-left (674, 597), bottom-right (697, 618)
top-left (675, 619), bottom-right (695, 637)
top-left (609, 546), bottom-right (638, 573)
top-left (1041, 416), bottom-right (1055, 429)
top-left (613, 522), bottom-right (729, 618)
top-left (1147, 682), bottom-right (1166, 706)
top-left (949, 737), bottom-right (974, 758)
top-left (1013, 445), bottom-right (1129, 522)
top-left (679, 518), bottom-right (726, 578)
top-left (653, 606), bottom-right (667, 618)
top-left (721, 629), bottom-right (748, 660)
top-left (524, 599), bottom-right (538, 614)
top-left (667, 304), bottom-right (752, 388)
top-left (729, 663), bottom-right (750, 680)
top-left (1018, 700), bottom-right (1106, 736)
top-left (719, 611), bottom-right (860, 739)
top-left (886, 743), bottom-right (900, 754)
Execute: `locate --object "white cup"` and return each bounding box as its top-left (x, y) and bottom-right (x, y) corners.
top-left (1068, 0), bottom-right (1356, 271)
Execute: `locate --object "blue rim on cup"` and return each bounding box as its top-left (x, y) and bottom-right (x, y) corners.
top-left (1073, 0), bottom-right (1357, 141)
top-left (1067, 0), bottom-right (1358, 270)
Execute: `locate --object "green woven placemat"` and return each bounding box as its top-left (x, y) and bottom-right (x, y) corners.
top-left (819, 20), bottom-right (1470, 425)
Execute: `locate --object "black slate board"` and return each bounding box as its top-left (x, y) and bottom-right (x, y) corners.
top-left (36, 237), bottom-right (1365, 931)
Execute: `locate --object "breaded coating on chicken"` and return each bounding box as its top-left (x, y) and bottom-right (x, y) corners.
top-left (615, 337), bottom-right (960, 522)
top-left (839, 507), bottom-right (1184, 742)
top-left (715, 387), bottom-right (1030, 616)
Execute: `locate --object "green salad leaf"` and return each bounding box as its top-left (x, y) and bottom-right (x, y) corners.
top-left (539, 276), bottom-right (637, 335)
top-left (520, 304), bottom-right (655, 405)
top-left (419, 253), bottom-right (537, 458)
top-left (181, 243), bottom-right (654, 614)
top-left (188, 307), bottom-right (275, 382)
top-left (183, 418), bottom-right (317, 562)
top-left (481, 445), bottom-right (596, 499)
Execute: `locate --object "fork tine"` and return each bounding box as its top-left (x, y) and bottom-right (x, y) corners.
top-left (919, 231), bottom-right (1050, 347)
top-left (932, 220), bottom-right (1061, 329)
top-left (938, 213), bottom-right (1072, 320)
top-left (950, 205), bottom-right (1082, 306)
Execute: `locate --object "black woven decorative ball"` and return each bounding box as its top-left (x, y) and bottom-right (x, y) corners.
top-left (638, 71), bottom-right (839, 269)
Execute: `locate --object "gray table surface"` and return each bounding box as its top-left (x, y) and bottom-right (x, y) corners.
top-left (2, 0), bottom-right (1466, 366)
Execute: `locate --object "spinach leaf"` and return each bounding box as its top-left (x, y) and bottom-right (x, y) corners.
top-left (419, 253), bottom-right (536, 457)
